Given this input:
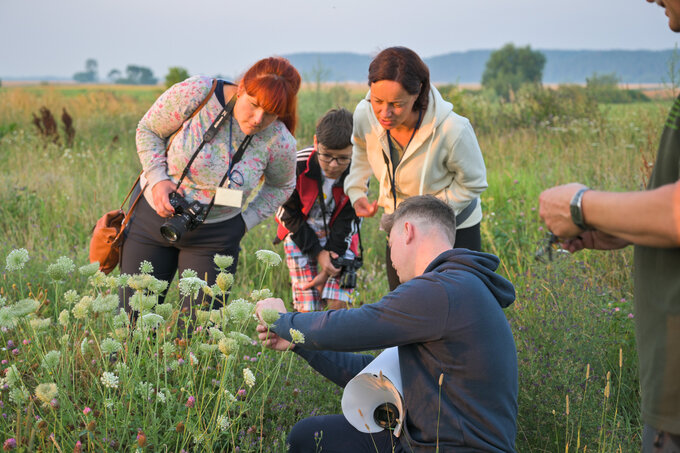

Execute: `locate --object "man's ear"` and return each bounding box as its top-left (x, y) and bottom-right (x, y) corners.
top-left (403, 221), bottom-right (416, 244)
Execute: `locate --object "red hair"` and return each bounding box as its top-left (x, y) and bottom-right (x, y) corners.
top-left (241, 57), bottom-right (301, 135)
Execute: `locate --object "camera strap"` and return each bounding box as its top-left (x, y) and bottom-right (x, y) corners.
top-left (316, 178), bottom-right (364, 261)
top-left (382, 110), bottom-right (422, 211)
top-left (174, 93), bottom-right (238, 191)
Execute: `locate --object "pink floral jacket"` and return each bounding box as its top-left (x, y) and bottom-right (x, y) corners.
top-left (136, 75), bottom-right (296, 229)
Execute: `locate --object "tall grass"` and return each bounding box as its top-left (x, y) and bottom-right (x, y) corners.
top-left (0, 82), bottom-right (670, 451)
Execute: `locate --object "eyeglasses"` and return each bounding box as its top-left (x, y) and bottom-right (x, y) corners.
top-left (317, 153), bottom-right (351, 165)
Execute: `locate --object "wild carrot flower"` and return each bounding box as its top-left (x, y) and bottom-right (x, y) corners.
top-left (9, 387), bottom-right (29, 404)
top-left (5, 248), bottom-right (29, 272)
top-left (225, 299), bottom-right (254, 322)
top-left (139, 260), bottom-right (154, 274)
top-left (78, 262), bottom-right (100, 277)
top-left (47, 256), bottom-right (75, 282)
top-left (91, 295), bottom-right (119, 313)
top-left (154, 303), bottom-right (173, 320)
top-left (136, 382), bottom-right (154, 399)
top-left (35, 383), bottom-right (58, 404)
top-left (250, 288), bottom-right (273, 302)
top-left (63, 290), bottom-right (79, 305)
top-left (260, 309), bottom-right (280, 327)
top-left (243, 368), bottom-right (256, 388)
top-left (228, 331), bottom-right (252, 346)
top-left (140, 313), bottom-right (164, 329)
top-left (214, 254), bottom-right (234, 270)
top-left (5, 365), bottom-right (21, 387)
top-left (100, 372), bottom-right (119, 389)
top-left (12, 298), bottom-right (40, 316)
top-left (100, 338), bottom-right (122, 355)
top-left (218, 338), bottom-right (238, 356)
top-left (0, 309), bottom-right (18, 330)
top-left (29, 318), bottom-right (51, 331)
top-left (41, 350), bottom-right (61, 371)
top-left (216, 272), bottom-right (234, 292)
top-left (255, 249), bottom-right (282, 267)
top-left (290, 329), bottom-right (305, 344)
top-left (129, 292), bottom-right (157, 312)
top-left (217, 415), bottom-right (230, 431)
top-left (179, 276), bottom-right (206, 299)
top-left (209, 327), bottom-right (226, 341)
top-left (58, 310), bottom-right (69, 327)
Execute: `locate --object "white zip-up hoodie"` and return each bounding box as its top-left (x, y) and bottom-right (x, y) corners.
top-left (344, 85), bottom-right (487, 229)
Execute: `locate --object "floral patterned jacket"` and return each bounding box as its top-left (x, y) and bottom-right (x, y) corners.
top-left (136, 75), bottom-right (296, 229)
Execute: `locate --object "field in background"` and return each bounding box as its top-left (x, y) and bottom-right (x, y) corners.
top-left (0, 82), bottom-right (670, 451)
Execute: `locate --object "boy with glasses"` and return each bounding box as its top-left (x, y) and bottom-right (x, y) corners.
top-left (275, 108), bottom-right (360, 311)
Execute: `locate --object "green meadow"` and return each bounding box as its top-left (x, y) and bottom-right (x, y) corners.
top-left (0, 82), bottom-right (668, 451)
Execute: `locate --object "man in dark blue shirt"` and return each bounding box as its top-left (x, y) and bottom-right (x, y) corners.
top-left (256, 195), bottom-right (518, 452)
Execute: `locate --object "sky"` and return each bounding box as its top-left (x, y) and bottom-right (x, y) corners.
top-left (1, 0), bottom-right (679, 80)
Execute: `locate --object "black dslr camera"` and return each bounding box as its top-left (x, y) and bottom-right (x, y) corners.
top-left (160, 192), bottom-right (207, 242)
top-left (331, 255), bottom-right (363, 289)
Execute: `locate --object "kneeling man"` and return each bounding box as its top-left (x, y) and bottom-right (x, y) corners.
top-left (256, 195), bottom-right (518, 452)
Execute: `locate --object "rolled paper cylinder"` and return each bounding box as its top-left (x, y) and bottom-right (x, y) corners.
top-left (341, 347), bottom-right (405, 436)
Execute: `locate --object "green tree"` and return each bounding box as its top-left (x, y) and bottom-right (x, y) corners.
top-left (165, 66), bottom-right (190, 88)
top-left (481, 43), bottom-right (546, 100)
top-left (73, 58), bottom-right (98, 83)
top-left (117, 65), bottom-right (158, 85)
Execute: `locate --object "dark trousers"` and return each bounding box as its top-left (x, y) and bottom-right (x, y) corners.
top-left (119, 196), bottom-right (244, 312)
top-left (287, 415), bottom-right (404, 453)
top-left (386, 222), bottom-right (481, 290)
top-left (643, 425), bottom-right (680, 453)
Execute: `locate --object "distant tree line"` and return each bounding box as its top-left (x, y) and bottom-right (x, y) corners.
top-left (73, 59), bottom-right (159, 85)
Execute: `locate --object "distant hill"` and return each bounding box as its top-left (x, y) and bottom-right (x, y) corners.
top-left (284, 49), bottom-right (677, 85)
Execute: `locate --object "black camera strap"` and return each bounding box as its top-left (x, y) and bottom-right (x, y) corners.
top-left (174, 93), bottom-right (238, 191)
top-left (203, 133), bottom-right (253, 217)
top-left (316, 177), bottom-right (364, 261)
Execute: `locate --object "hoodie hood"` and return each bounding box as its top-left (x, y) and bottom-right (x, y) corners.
top-left (424, 248), bottom-right (516, 308)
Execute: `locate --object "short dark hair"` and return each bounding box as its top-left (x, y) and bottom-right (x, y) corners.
top-left (368, 47), bottom-right (431, 112)
top-left (380, 195), bottom-right (456, 244)
top-left (315, 108), bottom-right (353, 150)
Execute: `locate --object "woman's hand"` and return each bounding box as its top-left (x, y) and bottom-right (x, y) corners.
top-left (151, 180), bottom-right (182, 218)
top-left (353, 197), bottom-right (378, 217)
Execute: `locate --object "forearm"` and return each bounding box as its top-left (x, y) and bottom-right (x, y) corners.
top-left (344, 141), bottom-right (373, 205)
top-left (582, 182), bottom-right (680, 247)
top-left (294, 348), bottom-right (374, 388)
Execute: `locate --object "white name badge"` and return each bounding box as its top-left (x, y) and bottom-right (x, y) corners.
top-left (215, 187), bottom-right (243, 208)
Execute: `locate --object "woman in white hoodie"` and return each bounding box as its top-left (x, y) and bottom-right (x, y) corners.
top-left (344, 47), bottom-right (488, 289)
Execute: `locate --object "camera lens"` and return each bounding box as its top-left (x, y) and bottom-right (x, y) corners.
top-left (160, 216), bottom-right (187, 243)
top-left (373, 403), bottom-right (399, 429)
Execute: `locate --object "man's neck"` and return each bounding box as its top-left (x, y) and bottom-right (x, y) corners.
top-left (414, 240), bottom-right (452, 277)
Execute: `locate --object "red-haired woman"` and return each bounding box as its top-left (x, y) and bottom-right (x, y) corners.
top-left (120, 57), bottom-right (301, 312)
top-left (344, 47), bottom-right (488, 290)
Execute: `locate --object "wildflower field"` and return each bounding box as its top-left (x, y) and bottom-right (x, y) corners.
top-left (0, 82), bottom-right (669, 452)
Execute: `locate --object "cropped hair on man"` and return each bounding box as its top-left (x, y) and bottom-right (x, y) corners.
top-left (380, 195), bottom-right (457, 244)
top-left (315, 108), bottom-right (353, 150)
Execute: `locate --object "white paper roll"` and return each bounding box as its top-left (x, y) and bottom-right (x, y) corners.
top-left (341, 347), bottom-right (405, 436)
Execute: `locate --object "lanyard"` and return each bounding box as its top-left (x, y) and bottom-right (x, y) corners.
top-left (382, 110), bottom-right (422, 210)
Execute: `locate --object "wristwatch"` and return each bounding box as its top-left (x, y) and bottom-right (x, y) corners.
top-left (570, 187), bottom-right (590, 230)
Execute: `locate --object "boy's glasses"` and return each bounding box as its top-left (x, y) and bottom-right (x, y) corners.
top-left (318, 153), bottom-right (351, 165)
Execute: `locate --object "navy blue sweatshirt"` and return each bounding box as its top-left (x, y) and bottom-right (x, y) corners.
top-left (273, 249), bottom-right (518, 452)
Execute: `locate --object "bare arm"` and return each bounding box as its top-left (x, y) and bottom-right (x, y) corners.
top-left (539, 182), bottom-right (680, 248)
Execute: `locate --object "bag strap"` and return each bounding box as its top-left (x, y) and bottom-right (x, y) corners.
top-left (113, 78), bottom-right (220, 241)
top-left (455, 197), bottom-right (478, 226)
